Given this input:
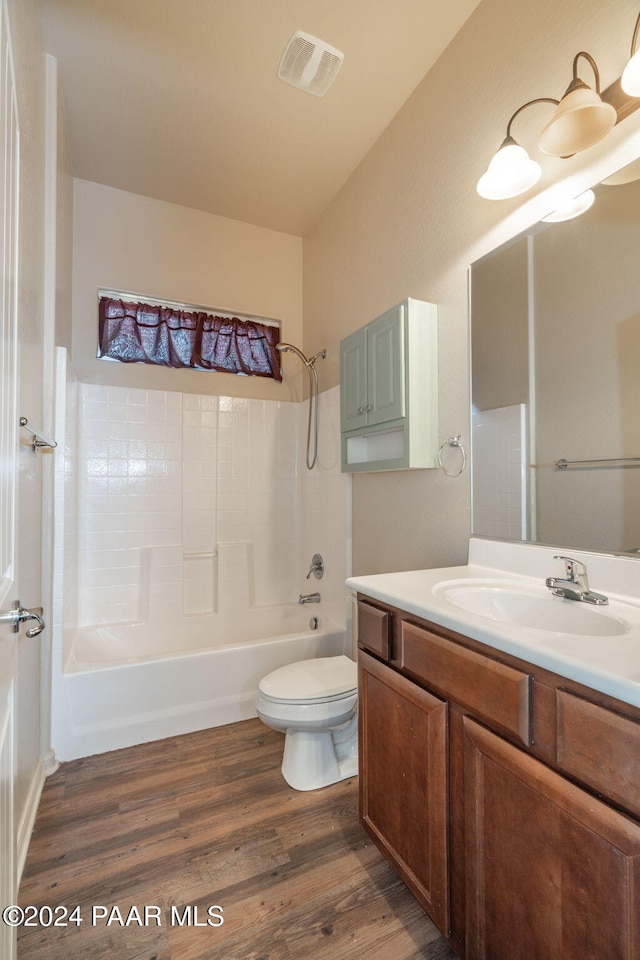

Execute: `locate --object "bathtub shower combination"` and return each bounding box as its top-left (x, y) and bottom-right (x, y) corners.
top-left (54, 610), bottom-right (348, 761)
top-left (51, 348), bottom-right (351, 763)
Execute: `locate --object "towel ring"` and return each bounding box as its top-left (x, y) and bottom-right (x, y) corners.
top-left (437, 435), bottom-right (466, 477)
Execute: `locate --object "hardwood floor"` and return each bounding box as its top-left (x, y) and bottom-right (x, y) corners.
top-left (18, 720), bottom-right (460, 960)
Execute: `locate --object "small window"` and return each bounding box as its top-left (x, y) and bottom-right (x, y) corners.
top-left (98, 293), bottom-right (282, 381)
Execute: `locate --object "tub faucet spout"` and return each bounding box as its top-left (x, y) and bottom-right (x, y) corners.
top-left (298, 592), bottom-right (321, 605)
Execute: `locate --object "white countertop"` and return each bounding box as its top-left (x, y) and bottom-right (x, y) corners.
top-left (347, 540), bottom-right (640, 708)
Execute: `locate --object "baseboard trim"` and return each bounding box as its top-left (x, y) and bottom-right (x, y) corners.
top-left (16, 758), bottom-right (47, 884)
top-left (42, 748), bottom-right (59, 778)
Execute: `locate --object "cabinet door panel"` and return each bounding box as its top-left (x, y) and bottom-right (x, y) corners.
top-left (464, 717), bottom-right (640, 960)
top-left (359, 651), bottom-right (448, 933)
top-left (367, 304), bottom-right (405, 425)
top-left (340, 328), bottom-right (368, 430)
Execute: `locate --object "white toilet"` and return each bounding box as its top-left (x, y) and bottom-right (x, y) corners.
top-left (255, 655), bottom-right (358, 791)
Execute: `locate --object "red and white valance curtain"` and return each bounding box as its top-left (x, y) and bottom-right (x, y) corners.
top-left (98, 296), bottom-right (282, 381)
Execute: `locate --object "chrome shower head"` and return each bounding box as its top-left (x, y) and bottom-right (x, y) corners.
top-left (308, 349), bottom-right (327, 365)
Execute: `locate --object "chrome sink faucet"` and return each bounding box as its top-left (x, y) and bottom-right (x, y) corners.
top-left (545, 555), bottom-right (608, 605)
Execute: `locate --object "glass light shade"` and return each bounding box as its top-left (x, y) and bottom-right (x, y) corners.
top-left (622, 49), bottom-right (640, 96)
top-left (538, 84), bottom-right (617, 157)
top-left (542, 188), bottom-right (595, 222)
top-left (476, 139), bottom-right (541, 200)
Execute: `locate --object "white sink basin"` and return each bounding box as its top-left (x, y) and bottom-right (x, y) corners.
top-left (433, 579), bottom-right (632, 637)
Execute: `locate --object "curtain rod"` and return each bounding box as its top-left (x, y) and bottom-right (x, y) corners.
top-left (97, 288), bottom-right (281, 329)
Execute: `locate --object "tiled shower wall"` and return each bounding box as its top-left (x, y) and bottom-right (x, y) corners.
top-left (472, 403), bottom-right (527, 541)
top-left (299, 386), bottom-right (351, 630)
top-left (77, 383), bottom-right (301, 626)
top-left (54, 348), bottom-right (350, 648)
top-left (52, 349), bottom-right (79, 655)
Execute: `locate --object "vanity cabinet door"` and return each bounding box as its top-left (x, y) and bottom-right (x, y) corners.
top-left (358, 650), bottom-right (449, 934)
top-left (464, 718), bottom-right (640, 960)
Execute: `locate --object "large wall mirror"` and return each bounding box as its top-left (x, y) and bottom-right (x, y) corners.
top-left (470, 158), bottom-right (640, 556)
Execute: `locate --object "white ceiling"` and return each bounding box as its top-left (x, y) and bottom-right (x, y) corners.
top-left (39, 0), bottom-right (481, 236)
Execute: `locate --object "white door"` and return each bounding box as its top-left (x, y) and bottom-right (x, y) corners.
top-left (0, 2), bottom-right (21, 958)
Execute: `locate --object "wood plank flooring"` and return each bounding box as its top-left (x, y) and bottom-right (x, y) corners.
top-left (17, 719), bottom-right (460, 960)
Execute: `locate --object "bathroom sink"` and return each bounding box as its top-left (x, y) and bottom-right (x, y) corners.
top-left (433, 579), bottom-right (632, 637)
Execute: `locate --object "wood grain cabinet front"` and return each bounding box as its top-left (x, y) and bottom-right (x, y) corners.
top-left (355, 593), bottom-right (640, 959)
top-left (356, 599), bottom-right (391, 661)
top-left (464, 717), bottom-right (640, 960)
top-left (400, 620), bottom-right (532, 746)
top-left (358, 650), bottom-right (449, 935)
top-left (555, 689), bottom-right (640, 818)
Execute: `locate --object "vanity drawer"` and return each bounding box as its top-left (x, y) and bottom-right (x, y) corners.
top-left (357, 599), bottom-right (392, 661)
top-left (400, 621), bottom-right (532, 746)
top-left (556, 690), bottom-right (640, 818)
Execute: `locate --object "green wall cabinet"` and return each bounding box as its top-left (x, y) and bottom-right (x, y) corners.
top-left (340, 298), bottom-right (438, 472)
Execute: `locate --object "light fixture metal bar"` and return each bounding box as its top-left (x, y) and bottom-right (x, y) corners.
top-left (602, 75), bottom-right (640, 122)
top-left (631, 12), bottom-right (640, 57)
top-left (505, 97), bottom-right (559, 139)
top-left (572, 51), bottom-right (601, 92)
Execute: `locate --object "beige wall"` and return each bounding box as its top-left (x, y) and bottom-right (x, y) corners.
top-left (471, 237), bottom-right (529, 413)
top-left (303, 0), bottom-right (639, 575)
top-left (72, 180), bottom-right (305, 401)
top-left (534, 178), bottom-right (640, 553)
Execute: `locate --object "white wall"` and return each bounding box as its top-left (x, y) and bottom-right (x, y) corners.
top-left (51, 370), bottom-right (350, 664)
top-left (73, 383), bottom-right (300, 630)
top-left (299, 386), bottom-right (352, 631)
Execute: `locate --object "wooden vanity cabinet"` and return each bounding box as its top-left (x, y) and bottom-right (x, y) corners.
top-left (464, 718), bottom-right (640, 960)
top-left (356, 596), bottom-right (640, 960)
top-left (359, 650), bottom-right (449, 932)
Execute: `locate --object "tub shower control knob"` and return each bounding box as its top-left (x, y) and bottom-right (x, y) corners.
top-left (306, 554), bottom-right (324, 579)
top-left (0, 600), bottom-right (46, 638)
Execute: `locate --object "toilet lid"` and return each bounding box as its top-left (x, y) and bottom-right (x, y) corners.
top-left (259, 655), bottom-right (357, 702)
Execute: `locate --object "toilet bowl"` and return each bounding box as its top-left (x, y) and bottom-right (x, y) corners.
top-left (255, 655), bottom-right (358, 791)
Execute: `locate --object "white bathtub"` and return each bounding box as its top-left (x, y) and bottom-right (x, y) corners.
top-left (52, 613), bottom-right (349, 762)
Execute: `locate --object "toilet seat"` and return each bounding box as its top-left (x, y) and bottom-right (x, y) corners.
top-left (255, 654), bottom-right (359, 791)
top-left (258, 655), bottom-right (357, 705)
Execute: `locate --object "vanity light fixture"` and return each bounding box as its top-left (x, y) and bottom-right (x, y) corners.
top-left (541, 188), bottom-right (596, 222)
top-left (621, 12), bottom-right (640, 96)
top-left (538, 53), bottom-right (616, 157)
top-left (476, 98), bottom-right (558, 200)
top-left (477, 43), bottom-right (629, 202)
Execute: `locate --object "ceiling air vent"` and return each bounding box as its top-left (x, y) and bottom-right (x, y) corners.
top-left (277, 31), bottom-right (344, 97)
